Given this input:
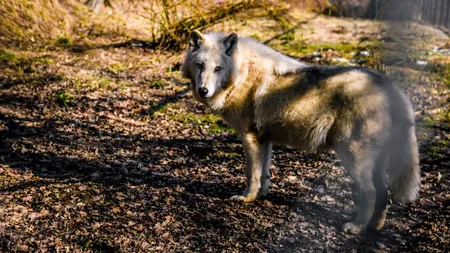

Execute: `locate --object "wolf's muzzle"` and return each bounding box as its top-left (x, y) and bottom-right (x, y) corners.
top-left (198, 87), bottom-right (208, 98)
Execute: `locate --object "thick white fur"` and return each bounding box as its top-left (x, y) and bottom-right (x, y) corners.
top-left (182, 31), bottom-right (420, 234)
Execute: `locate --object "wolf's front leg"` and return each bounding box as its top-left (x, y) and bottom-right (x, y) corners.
top-left (230, 132), bottom-right (272, 202)
top-left (259, 142), bottom-right (272, 198)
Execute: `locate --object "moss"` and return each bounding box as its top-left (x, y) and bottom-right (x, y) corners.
top-left (151, 80), bottom-right (166, 89)
top-left (439, 140), bottom-right (450, 147)
top-left (280, 31), bottom-right (295, 42)
top-left (55, 36), bottom-right (71, 46)
top-left (0, 49), bottom-right (18, 64)
top-left (107, 63), bottom-right (125, 75)
top-left (36, 57), bottom-right (54, 65)
top-left (117, 81), bottom-right (129, 90)
top-left (435, 109), bottom-right (450, 125)
top-left (250, 34), bottom-right (261, 41)
top-left (442, 65), bottom-right (450, 88)
top-left (279, 39), bottom-right (382, 68)
top-left (150, 101), bottom-right (176, 117)
top-left (0, 49), bottom-right (35, 72)
top-left (282, 42), bottom-right (355, 55)
top-left (180, 113), bottom-right (233, 134)
top-left (218, 150), bottom-right (241, 157)
top-left (6, 6), bottom-right (15, 13)
top-left (422, 115), bottom-right (437, 125)
top-left (98, 77), bottom-right (113, 89)
top-left (198, 114), bottom-right (221, 124)
top-left (53, 90), bottom-right (74, 108)
top-left (72, 75), bottom-right (118, 92)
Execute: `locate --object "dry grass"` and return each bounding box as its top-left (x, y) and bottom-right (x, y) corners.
top-left (0, 0), bottom-right (313, 50)
top-left (0, 0), bottom-right (72, 47)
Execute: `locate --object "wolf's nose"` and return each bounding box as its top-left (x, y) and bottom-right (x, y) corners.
top-left (198, 87), bottom-right (208, 98)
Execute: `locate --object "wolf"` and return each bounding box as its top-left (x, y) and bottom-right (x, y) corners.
top-left (181, 30), bottom-right (420, 234)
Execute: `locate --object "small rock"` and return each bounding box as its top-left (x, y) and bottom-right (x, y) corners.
top-left (18, 245), bottom-right (29, 251)
top-left (437, 172), bottom-right (442, 182)
top-left (287, 175), bottom-right (297, 182)
top-left (141, 241), bottom-right (150, 249)
top-left (359, 51), bottom-right (370, 56)
top-left (416, 60), bottom-right (428, 66)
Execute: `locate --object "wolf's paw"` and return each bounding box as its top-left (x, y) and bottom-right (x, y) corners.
top-left (368, 218), bottom-right (386, 231)
top-left (342, 222), bottom-right (365, 235)
top-left (257, 190), bottom-right (269, 198)
top-left (368, 209), bottom-right (387, 231)
top-left (229, 194), bottom-right (257, 203)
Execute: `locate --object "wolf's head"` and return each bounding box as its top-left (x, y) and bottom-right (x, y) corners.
top-left (182, 30), bottom-right (238, 100)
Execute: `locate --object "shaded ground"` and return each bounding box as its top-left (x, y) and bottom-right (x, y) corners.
top-left (1, 10), bottom-right (450, 253)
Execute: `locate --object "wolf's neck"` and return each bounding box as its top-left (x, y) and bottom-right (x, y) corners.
top-left (240, 38), bottom-right (309, 75)
top-left (206, 42), bottom-right (302, 113)
top-left (207, 66), bottom-right (247, 112)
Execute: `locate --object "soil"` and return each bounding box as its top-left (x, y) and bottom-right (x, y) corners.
top-left (0, 9), bottom-right (449, 253)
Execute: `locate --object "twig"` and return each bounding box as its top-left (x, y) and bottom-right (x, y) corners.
top-left (429, 124), bottom-right (450, 132)
top-left (263, 13), bottom-right (320, 45)
top-left (102, 112), bottom-right (148, 126)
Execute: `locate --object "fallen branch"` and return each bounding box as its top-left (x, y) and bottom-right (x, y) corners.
top-left (155, 0), bottom-right (290, 50)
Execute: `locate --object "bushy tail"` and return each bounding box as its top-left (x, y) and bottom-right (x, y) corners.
top-left (387, 123), bottom-right (421, 203)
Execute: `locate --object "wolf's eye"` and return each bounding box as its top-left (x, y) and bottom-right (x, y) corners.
top-left (196, 63), bottom-right (204, 69)
top-left (214, 66), bottom-right (221, 72)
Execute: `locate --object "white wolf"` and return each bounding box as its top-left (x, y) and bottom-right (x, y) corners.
top-left (181, 30), bottom-right (420, 234)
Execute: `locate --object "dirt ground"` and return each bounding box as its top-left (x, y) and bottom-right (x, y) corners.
top-left (1, 8), bottom-right (449, 253)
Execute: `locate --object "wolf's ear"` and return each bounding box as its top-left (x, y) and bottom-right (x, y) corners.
top-left (223, 32), bottom-right (238, 56)
top-left (189, 30), bottom-right (205, 51)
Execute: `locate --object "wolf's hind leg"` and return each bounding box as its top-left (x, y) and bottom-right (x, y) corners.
top-left (336, 143), bottom-right (377, 234)
top-left (230, 132), bottom-right (267, 202)
top-left (342, 181), bottom-right (376, 234)
top-left (368, 155), bottom-right (388, 230)
top-left (342, 169), bottom-right (377, 234)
